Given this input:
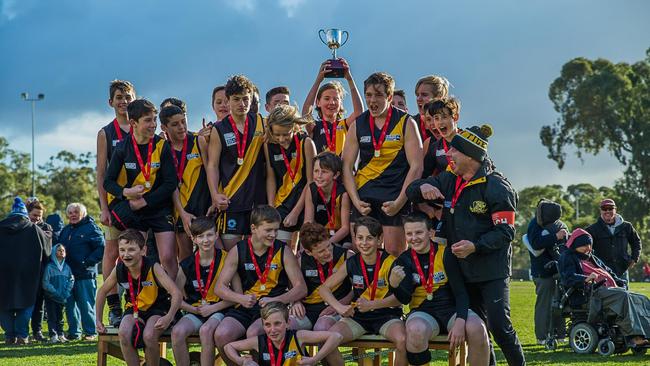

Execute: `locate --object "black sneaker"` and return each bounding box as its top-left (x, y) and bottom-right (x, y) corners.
top-left (32, 332), bottom-right (46, 342)
top-left (109, 308), bottom-right (123, 328)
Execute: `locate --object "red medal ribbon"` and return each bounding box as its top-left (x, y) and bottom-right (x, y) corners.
top-left (127, 261), bottom-right (143, 316)
top-left (451, 176), bottom-right (469, 210)
top-left (322, 118), bottom-right (337, 152)
top-left (369, 107), bottom-right (393, 156)
top-left (359, 251), bottom-right (382, 300)
top-left (228, 115), bottom-right (249, 164)
top-left (267, 335), bottom-right (286, 366)
top-left (316, 181), bottom-right (337, 230)
top-left (316, 260), bottom-right (334, 284)
top-left (130, 134), bottom-right (154, 184)
top-left (194, 250), bottom-right (216, 303)
top-left (113, 118), bottom-right (125, 141)
top-left (419, 115), bottom-right (428, 140)
top-left (247, 238), bottom-right (274, 288)
top-left (441, 138), bottom-right (453, 168)
top-left (280, 134), bottom-right (301, 186)
top-left (172, 135), bottom-right (188, 182)
top-left (410, 243), bottom-right (436, 296)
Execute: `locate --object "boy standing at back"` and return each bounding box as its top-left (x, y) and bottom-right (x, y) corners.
top-left (96, 80), bottom-right (136, 326)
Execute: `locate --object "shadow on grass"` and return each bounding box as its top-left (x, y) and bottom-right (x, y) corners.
top-left (0, 341), bottom-right (97, 359)
top-left (516, 343), bottom-right (648, 365)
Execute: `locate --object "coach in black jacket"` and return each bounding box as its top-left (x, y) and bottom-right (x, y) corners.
top-left (407, 125), bottom-right (525, 366)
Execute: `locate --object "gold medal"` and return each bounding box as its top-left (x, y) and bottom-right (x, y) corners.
top-left (260, 284), bottom-right (266, 291)
top-left (237, 157), bottom-right (244, 165)
top-left (450, 208), bottom-right (454, 214)
top-left (145, 181), bottom-right (151, 189)
top-left (201, 299), bottom-right (207, 306)
top-left (374, 149), bottom-right (381, 158)
top-left (133, 311), bottom-right (138, 319)
top-left (426, 294), bottom-right (433, 301)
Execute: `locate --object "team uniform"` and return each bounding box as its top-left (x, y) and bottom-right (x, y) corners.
top-left (299, 245), bottom-right (351, 328)
top-left (340, 251), bottom-right (401, 338)
top-left (225, 240), bottom-right (290, 328)
top-left (268, 133), bottom-right (309, 232)
top-left (214, 112), bottom-right (266, 235)
top-left (100, 119), bottom-right (130, 239)
top-left (412, 113), bottom-right (435, 142)
top-left (422, 137), bottom-right (453, 178)
top-left (311, 118), bottom-right (347, 155)
top-left (391, 242), bottom-right (472, 338)
top-left (178, 249), bottom-right (229, 328)
top-left (173, 133), bottom-right (211, 231)
top-left (308, 180), bottom-right (350, 244)
top-left (116, 257), bottom-right (171, 321)
top-left (353, 106), bottom-right (411, 226)
top-left (257, 330), bottom-right (305, 366)
top-left (104, 134), bottom-right (178, 232)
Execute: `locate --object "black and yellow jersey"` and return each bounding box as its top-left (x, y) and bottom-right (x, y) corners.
top-left (354, 107), bottom-right (410, 204)
top-left (301, 245), bottom-right (350, 308)
top-left (179, 249), bottom-right (227, 307)
top-left (116, 257), bottom-right (170, 312)
top-left (411, 113), bottom-right (435, 142)
top-left (308, 180), bottom-right (345, 232)
top-left (257, 330), bottom-right (305, 366)
top-left (311, 118), bottom-right (347, 155)
top-left (101, 119), bottom-right (129, 163)
top-left (422, 137), bottom-right (452, 178)
top-left (268, 133), bottom-right (308, 217)
top-left (215, 112), bottom-right (266, 212)
top-left (345, 250), bottom-right (401, 322)
top-left (236, 239), bottom-right (289, 299)
top-left (175, 133), bottom-right (210, 217)
top-left (104, 134), bottom-right (178, 214)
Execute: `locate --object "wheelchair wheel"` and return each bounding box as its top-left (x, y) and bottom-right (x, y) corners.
top-left (570, 322), bottom-right (598, 354)
top-left (597, 339), bottom-right (615, 356)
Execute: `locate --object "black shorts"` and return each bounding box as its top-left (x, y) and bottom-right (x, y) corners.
top-left (124, 306), bottom-right (169, 322)
top-left (218, 211), bottom-right (251, 235)
top-left (304, 303), bottom-right (327, 326)
top-left (224, 304), bottom-right (261, 330)
top-left (351, 312), bottom-right (403, 335)
top-left (276, 206), bottom-right (303, 233)
top-left (409, 304), bottom-right (456, 334)
top-left (351, 202), bottom-right (410, 226)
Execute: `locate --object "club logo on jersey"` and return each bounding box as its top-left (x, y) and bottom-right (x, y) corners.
top-left (433, 271), bottom-right (446, 283)
top-left (352, 275), bottom-right (365, 288)
top-left (385, 134), bottom-right (401, 142)
top-left (186, 153), bottom-right (199, 160)
top-left (224, 132), bottom-right (237, 146)
top-left (254, 130), bottom-right (264, 137)
top-left (141, 281), bottom-right (154, 287)
top-left (436, 148), bottom-right (446, 157)
top-left (377, 279), bottom-right (386, 287)
top-left (262, 353), bottom-right (271, 361)
top-left (274, 154), bottom-right (284, 161)
top-left (112, 139), bottom-right (121, 147)
top-left (150, 162), bottom-right (161, 168)
top-left (359, 136), bottom-right (371, 143)
top-left (284, 351), bottom-right (298, 359)
top-left (305, 269), bottom-right (319, 277)
top-left (244, 263), bottom-right (278, 271)
top-left (125, 162), bottom-right (137, 170)
top-left (227, 219), bottom-right (237, 229)
top-left (316, 204), bottom-right (326, 212)
top-left (470, 201), bottom-right (487, 214)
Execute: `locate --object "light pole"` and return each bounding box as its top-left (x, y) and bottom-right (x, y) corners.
top-left (20, 92), bottom-right (44, 198)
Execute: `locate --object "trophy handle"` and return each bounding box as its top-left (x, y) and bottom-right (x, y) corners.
top-left (318, 29), bottom-right (328, 46)
top-left (340, 31), bottom-right (349, 47)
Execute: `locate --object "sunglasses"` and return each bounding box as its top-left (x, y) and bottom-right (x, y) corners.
top-left (601, 207), bottom-right (615, 212)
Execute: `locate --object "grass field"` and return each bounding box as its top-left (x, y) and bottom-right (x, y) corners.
top-left (1, 281), bottom-right (649, 365)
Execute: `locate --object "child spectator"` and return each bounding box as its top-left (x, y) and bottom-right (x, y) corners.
top-left (42, 244), bottom-right (74, 343)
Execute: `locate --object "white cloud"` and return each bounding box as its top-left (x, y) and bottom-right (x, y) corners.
top-left (278, 0), bottom-right (305, 17)
top-left (222, 0), bottom-right (305, 17)
top-left (1, 0), bottom-right (18, 22)
top-left (224, 0), bottom-right (256, 12)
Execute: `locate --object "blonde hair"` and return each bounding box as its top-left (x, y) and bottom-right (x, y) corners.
top-left (260, 301), bottom-right (289, 321)
top-left (266, 104), bottom-right (309, 142)
top-left (66, 202), bottom-right (87, 217)
top-left (415, 75), bottom-right (450, 99)
top-left (314, 81), bottom-right (347, 120)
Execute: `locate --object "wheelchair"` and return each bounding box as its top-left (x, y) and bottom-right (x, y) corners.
top-left (544, 262), bottom-right (649, 356)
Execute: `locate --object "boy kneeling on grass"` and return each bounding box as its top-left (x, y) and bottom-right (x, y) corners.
top-left (96, 229), bottom-right (182, 366)
top-left (224, 301), bottom-right (344, 366)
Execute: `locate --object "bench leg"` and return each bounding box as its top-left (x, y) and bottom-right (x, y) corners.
top-left (159, 341), bottom-right (167, 358)
top-left (387, 349), bottom-right (394, 366)
top-left (373, 348), bottom-right (381, 366)
top-left (97, 340), bottom-right (108, 366)
top-left (459, 342), bottom-right (467, 366)
top-left (448, 346), bottom-right (457, 366)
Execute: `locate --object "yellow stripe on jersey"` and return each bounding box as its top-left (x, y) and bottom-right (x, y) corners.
top-left (125, 267), bottom-right (159, 312)
top-left (410, 244), bottom-right (449, 309)
top-left (107, 167), bottom-right (128, 206)
top-left (274, 138), bottom-right (306, 207)
top-left (304, 254), bottom-right (346, 304)
top-left (355, 114), bottom-right (408, 190)
top-left (359, 254), bottom-right (397, 301)
top-left (178, 136), bottom-right (203, 214)
top-left (220, 114), bottom-right (265, 199)
top-left (245, 246), bottom-right (284, 297)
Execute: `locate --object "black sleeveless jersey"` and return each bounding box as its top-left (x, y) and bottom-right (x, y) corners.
top-left (101, 119), bottom-right (129, 163)
top-left (179, 249), bottom-right (227, 307)
top-left (311, 118), bottom-right (347, 155)
top-left (308, 180), bottom-right (346, 231)
top-left (268, 133), bottom-right (308, 217)
top-left (116, 257), bottom-right (170, 312)
top-left (411, 113), bottom-right (435, 141)
top-left (422, 137), bottom-right (451, 178)
top-left (354, 107), bottom-right (410, 203)
top-left (257, 330), bottom-right (305, 366)
top-left (174, 133), bottom-right (211, 217)
top-left (301, 245), bottom-right (350, 307)
top-left (235, 239), bottom-right (289, 298)
top-left (215, 112), bottom-right (266, 212)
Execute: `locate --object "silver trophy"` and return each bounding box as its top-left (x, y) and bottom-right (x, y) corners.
top-left (318, 28), bottom-right (349, 78)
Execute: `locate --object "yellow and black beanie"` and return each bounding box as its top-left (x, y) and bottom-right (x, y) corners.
top-left (450, 124), bottom-right (492, 162)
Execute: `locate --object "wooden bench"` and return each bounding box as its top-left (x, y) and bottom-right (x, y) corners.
top-left (98, 328), bottom-right (466, 366)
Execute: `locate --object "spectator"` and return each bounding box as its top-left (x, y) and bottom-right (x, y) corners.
top-left (42, 244), bottom-right (74, 343)
top-left (644, 262), bottom-right (650, 282)
top-left (0, 197), bottom-right (51, 345)
top-left (45, 212), bottom-right (65, 244)
top-left (26, 199), bottom-right (53, 342)
top-left (526, 199), bottom-right (568, 344)
top-left (59, 202), bottom-right (104, 341)
top-left (586, 198), bottom-right (642, 283)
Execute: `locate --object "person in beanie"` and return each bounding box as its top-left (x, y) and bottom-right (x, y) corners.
top-left (406, 125), bottom-right (525, 366)
top-left (586, 198), bottom-right (642, 282)
top-left (559, 228), bottom-right (650, 346)
top-left (0, 197), bottom-right (51, 345)
top-left (526, 199), bottom-right (568, 344)
top-left (42, 244), bottom-right (74, 343)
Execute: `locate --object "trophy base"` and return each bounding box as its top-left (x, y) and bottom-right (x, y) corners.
top-left (324, 58), bottom-right (345, 78)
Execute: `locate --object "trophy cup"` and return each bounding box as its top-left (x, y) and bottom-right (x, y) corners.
top-left (318, 28), bottom-right (349, 78)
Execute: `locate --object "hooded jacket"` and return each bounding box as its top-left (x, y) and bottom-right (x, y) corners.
top-left (0, 214), bottom-right (51, 310)
top-left (42, 244), bottom-right (75, 304)
top-left (407, 159), bottom-right (518, 282)
top-left (586, 215), bottom-right (641, 277)
top-left (527, 199), bottom-right (568, 278)
top-left (45, 213), bottom-right (64, 244)
top-left (59, 215), bottom-right (105, 280)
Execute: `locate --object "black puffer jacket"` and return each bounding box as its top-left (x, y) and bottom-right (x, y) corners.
top-left (586, 215), bottom-right (641, 277)
top-left (407, 160), bottom-right (517, 282)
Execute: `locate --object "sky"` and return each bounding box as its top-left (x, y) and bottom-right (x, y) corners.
top-left (1, 0), bottom-right (649, 191)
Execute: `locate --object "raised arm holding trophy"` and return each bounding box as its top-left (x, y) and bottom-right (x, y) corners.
top-left (318, 28), bottom-right (349, 78)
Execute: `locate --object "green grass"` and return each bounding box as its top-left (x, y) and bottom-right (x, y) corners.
top-left (1, 281), bottom-right (649, 365)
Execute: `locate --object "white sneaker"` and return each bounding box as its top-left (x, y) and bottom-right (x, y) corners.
top-left (537, 339), bottom-right (546, 345)
top-left (49, 335), bottom-right (60, 344)
top-left (58, 335), bottom-right (68, 343)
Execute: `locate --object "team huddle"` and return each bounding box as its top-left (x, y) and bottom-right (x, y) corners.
top-left (94, 59), bottom-right (525, 366)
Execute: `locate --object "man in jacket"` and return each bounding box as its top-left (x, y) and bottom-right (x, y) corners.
top-left (407, 125), bottom-right (525, 366)
top-left (0, 197), bottom-right (51, 345)
top-left (59, 202), bottom-right (105, 341)
top-left (586, 199), bottom-right (641, 282)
